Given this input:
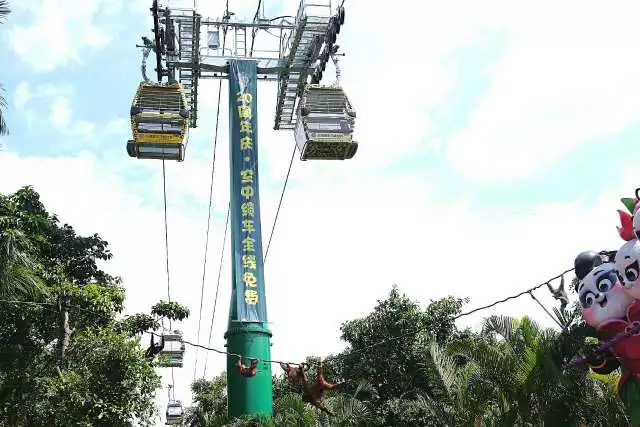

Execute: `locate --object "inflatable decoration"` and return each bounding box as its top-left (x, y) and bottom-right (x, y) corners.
top-left (575, 260), bottom-right (640, 423)
top-left (573, 189), bottom-right (640, 424)
top-left (616, 190), bottom-right (640, 299)
top-left (618, 193), bottom-right (640, 242)
top-left (577, 262), bottom-right (633, 328)
top-left (615, 240), bottom-right (640, 299)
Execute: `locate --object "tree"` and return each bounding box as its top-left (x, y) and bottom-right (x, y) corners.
top-left (447, 314), bottom-right (630, 426)
top-left (189, 284), bottom-right (628, 426)
top-left (0, 0), bottom-right (10, 136)
top-left (336, 287), bottom-right (468, 402)
top-left (0, 187), bottom-right (169, 426)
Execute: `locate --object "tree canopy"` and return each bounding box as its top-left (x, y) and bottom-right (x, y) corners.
top-left (186, 286), bottom-right (630, 426)
top-left (0, 185), bottom-right (632, 426)
top-left (0, 186), bottom-right (190, 426)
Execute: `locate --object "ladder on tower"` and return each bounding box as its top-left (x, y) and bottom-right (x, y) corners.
top-left (274, 0), bottom-right (332, 130)
top-left (235, 27), bottom-right (247, 57)
top-left (173, 9), bottom-right (200, 128)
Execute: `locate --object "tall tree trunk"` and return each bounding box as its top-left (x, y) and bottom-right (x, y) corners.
top-left (58, 293), bottom-right (73, 367)
top-left (8, 317), bottom-right (31, 426)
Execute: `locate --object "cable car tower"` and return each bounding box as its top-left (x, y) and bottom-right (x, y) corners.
top-left (130, 0), bottom-right (353, 420)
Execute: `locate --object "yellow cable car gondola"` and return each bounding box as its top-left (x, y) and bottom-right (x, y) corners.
top-left (127, 81), bottom-right (189, 162)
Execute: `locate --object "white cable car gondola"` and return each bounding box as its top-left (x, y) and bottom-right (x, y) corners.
top-left (165, 400), bottom-right (183, 425)
top-left (158, 330), bottom-right (185, 368)
top-left (294, 47), bottom-right (358, 161)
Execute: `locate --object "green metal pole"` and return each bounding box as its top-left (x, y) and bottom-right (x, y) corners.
top-left (224, 59), bottom-right (273, 419)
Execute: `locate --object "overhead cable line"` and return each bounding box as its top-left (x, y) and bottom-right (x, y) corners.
top-left (162, 159), bottom-right (173, 327)
top-left (2, 266), bottom-right (578, 368)
top-left (203, 204), bottom-right (230, 378)
top-left (263, 142), bottom-right (297, 263)
top-left (193, 0), bottom-right (230, 380)
top-left (528, 291), bottom-right (565, 330)
top-left (161, 159), bottom-right (176, 391)
top-left (334, 267), bottom-right (577, 359)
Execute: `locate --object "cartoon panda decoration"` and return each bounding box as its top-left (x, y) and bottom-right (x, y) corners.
top-left (572, 191), bottom-right (640, 425)
top-left (577, 262), bottom-right (634, 328)
top-left (615, 240), bottom-right (640, 299)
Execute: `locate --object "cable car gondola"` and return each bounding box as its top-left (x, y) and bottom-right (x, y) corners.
top-left (165, 400), bottom-right (183, 425)
top-left (128, 81), bottom-right (189, 162)
top-left (158, 330), bottom-right (185, 368)
top-left (294, 84), bottom-right (358, 161)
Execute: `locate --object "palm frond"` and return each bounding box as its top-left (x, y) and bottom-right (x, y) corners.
top-left (481, 315), bottom-right (515, 341)
top-left (0, 84), bottom-right (7, 136)
top-left (273, 393), bottom-right (316, 426)
top-left (0, 0), bottom-right (9, 22)
top-left (0, 228), bottom-right (45, 299)
top-left (323, 393), bottom-right (372, 427)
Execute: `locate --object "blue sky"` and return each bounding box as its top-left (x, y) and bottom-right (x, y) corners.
top-left (2, 0), bottom-right (640, 423)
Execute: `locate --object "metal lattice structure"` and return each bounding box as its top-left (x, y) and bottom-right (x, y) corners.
top-left (145, 0), bottom-right (346, 132)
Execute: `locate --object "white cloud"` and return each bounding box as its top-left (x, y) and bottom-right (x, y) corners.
top-left (13, 82), bottom-right (31, 110)
top-left (13, 81), bottom-right (75, 111)
top-left (47, 96), bottom-right (96, 137)
top-left (8, 0), bottom-right (133, 72)
top-left (51, 97), bottom-right (72, 131)
top-left (104, 118), bottom-right (129, 134)
top-left (446, 1), bottom-right (640, 182)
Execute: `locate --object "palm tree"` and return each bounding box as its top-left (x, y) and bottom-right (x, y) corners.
top-left (447, 314), bottom-right (630, 426)
top-left (317, 380), bottom-right (374, 427)
top-left (407, 340), bottom-right (496, 426)
top-left (0, 226), bottom-right (44, 299)
top-left (0, 0), bottom-right (11, 136)
top-left (273, 393), bottom-right (317, 426)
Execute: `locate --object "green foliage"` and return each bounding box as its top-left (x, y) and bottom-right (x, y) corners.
top-left (0, 187), bottom-right (163, 425)
top-left (152, 300), bottom-right (190, 321)
top-left (190, 284), bottom-right (630, 427)
top-left (117, 313), bottom-right (161, 337)
top-left (29, 327), bottom-right (160, 426)
top-left (336, 286), bottom-right (467, 401)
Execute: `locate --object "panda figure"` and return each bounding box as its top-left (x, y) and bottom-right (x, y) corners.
top-left (577, 257), bottom-right (640, 424)
top-left (615, 240), bottom-right (640, 299)
top-left (578, 262), bottom-right (634, 328)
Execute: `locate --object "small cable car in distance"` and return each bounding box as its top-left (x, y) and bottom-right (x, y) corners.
top-left (127, 81), bottom-right (189, 162)
top-left (158, 330), bottom-right (185, 368)
top-left (165, 400), bottom-right (184, 425)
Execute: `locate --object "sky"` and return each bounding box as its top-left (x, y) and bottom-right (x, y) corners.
top-left (1, 0), bottom-right (639, 424)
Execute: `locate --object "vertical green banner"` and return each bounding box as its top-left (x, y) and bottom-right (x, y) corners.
top-left (228, 60), bottom-right (267, 323)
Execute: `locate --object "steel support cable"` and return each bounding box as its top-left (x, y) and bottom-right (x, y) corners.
top-left (203, 204), bottom-right (230, 378)
top-left (336, 267), bottom-right (577, 359)
top-left (162, 160), bottom-right (173, 324)
top-left (249, 0), bottom-right (263, 57)
top-left (192, 16), bottom-right (230, 380)
top-left (161, 159), bottom-right (176, 392)
top-left (528, 291), bottom-right (565, 331)
top-left (2, 266), bottom-right (598, 367)
top-left (263, 142), bottom-right (297, 264)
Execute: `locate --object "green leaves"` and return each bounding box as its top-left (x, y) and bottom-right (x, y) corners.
top-left (0, 187), bottom-right (164, 425)
top-left (152, 300), bottom-right (190, 321)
